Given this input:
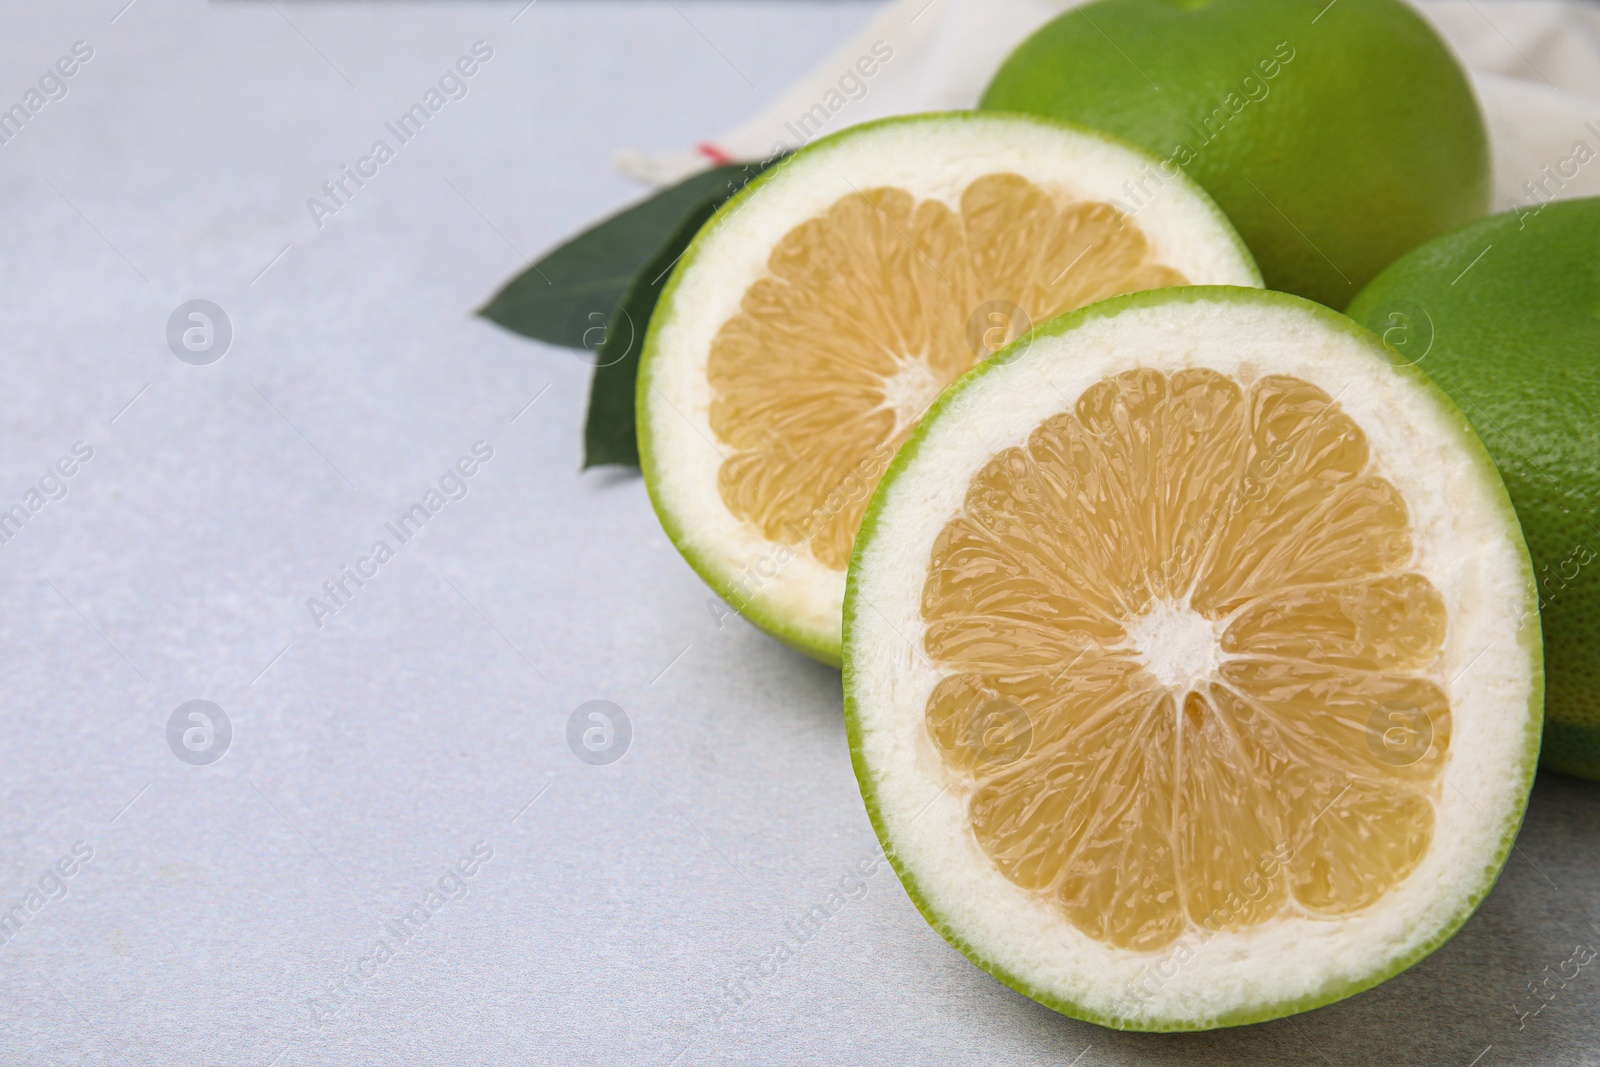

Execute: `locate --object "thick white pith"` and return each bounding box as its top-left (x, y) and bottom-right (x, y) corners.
top-left (846, 294), bottom-right (1539, 1029)
top-left (639, 114), bottom-right (1260, 661)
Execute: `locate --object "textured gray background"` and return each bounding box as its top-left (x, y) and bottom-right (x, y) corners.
top-left (0, 2), bottom-right (1596, 1064)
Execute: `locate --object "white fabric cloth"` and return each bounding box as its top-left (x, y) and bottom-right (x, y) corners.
top-left (616, 0), bottom-right (1600, 219)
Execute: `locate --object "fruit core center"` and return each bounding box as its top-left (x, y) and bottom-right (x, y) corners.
top-left (878, 356), bottom-right (944, 433)
top-left (1126, 599), bottom-right (1220, 692)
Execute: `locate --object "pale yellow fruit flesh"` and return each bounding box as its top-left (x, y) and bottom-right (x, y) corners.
top-left (920, 368), bottom-right (1450, 952)
top-left (706, 174), bottom-right (1187, 570)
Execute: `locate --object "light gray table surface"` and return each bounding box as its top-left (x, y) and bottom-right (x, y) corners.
top-left (1, 2), bottom-right (1596, 1064)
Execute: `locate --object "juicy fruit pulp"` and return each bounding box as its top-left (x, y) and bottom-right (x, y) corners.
top-left (921, 368), bottom-right (1449, 951)
top-left (980, 0), bottom-right (1490, 308)
top-left (708, 174), bottom-right (1187, 573)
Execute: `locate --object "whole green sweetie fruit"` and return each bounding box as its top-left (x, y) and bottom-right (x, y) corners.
top-left (981, 0), bottom-right (1491, 308)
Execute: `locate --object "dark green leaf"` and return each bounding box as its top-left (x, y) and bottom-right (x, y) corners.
top-left (580, 200), bottom-right (715, 467)
top-left (478, 162), bottom-right (770, 350)
top-left (579, 157), bottom-right (782, 468)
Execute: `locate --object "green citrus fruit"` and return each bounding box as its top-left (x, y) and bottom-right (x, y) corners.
top-left (845, 287), bottom-right (1541, 1029)
top-left (1350, 197), bottom-right (1600, 779)
top-left (637, 112), bottom-right (1258, 665)
top-left (980, 0), bottom-right (1490, 309)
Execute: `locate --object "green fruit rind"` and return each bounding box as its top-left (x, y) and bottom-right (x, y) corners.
top-left (1349, 197), bottom-right (1600, 779)
top-left (843, 286), bottom-right (1542, 1030)
top-left (638, 112), bottom-right (1260, 667)
top-left (980, 0), bottom-right (1490, 308)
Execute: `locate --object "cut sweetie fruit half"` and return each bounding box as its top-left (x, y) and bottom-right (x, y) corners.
top-left (637, 112), bottom-right (1260, 664)
top-left (844, 287), bottom-right (1542, 1030)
